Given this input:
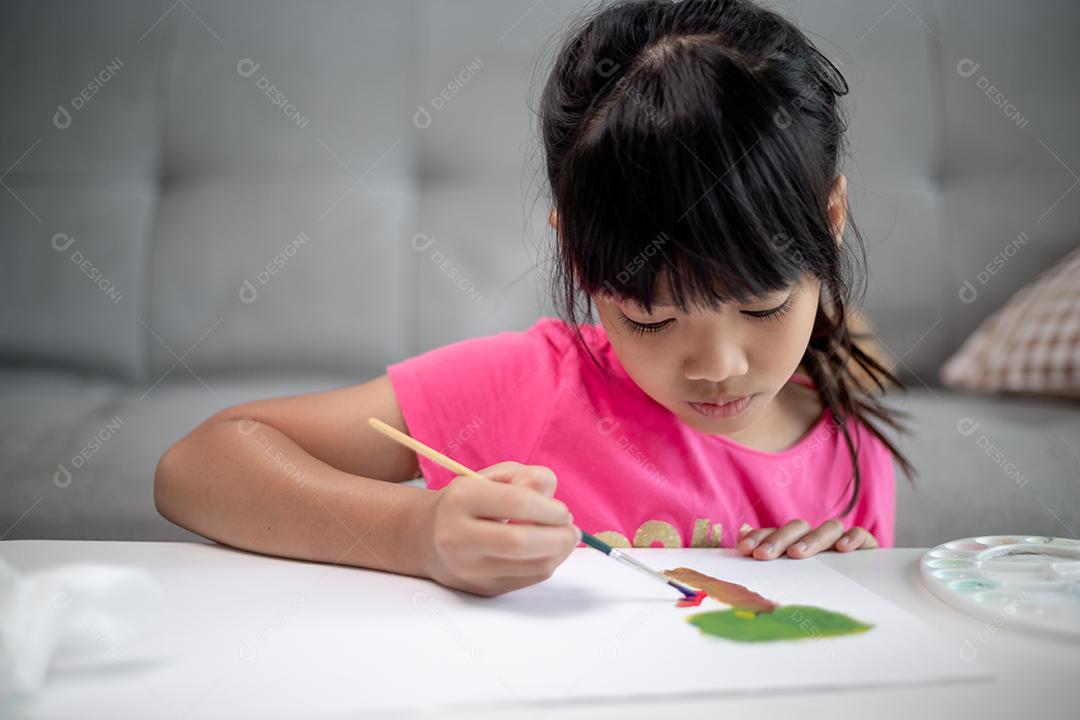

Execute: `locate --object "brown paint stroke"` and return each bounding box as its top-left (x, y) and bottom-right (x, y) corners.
top-left (663, 567), bottom-right (778, 614)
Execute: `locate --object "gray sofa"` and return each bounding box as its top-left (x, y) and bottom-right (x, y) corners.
top-left (2, 0), bottom-right (1078, 547)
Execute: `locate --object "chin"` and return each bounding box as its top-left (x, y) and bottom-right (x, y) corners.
top-left (699, 413), bottom-right (754, 433)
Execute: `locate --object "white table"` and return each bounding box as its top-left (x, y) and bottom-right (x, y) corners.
top-left (2, 540), bottom-right (1077, 718)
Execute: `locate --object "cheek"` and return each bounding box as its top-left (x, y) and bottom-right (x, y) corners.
top-left (619, 343), bottom-right (672, 388)
top-left (771, 295), bottom-right (818, 367)
top-left (603, 328), bottom-right (677, 396)
top-left (747, 301), bottom-right (817, 374)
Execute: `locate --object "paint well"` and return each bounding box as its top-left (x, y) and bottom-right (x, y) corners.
top-left (928, 549), bottom-right (974, 560)
top-left (944, 541), bottom-right (989, 551)
top-left (926, 559), bottom-right (973, 569)
top-left (932, 569), bottom-right (978, 581)
top-left (948, 579), bottom-right (996, 593)
top-left (974, 536), bottom-right (1019, 546)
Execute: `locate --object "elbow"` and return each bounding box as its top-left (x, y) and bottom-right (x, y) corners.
top-left (154, 411), bottom-right (248, 526)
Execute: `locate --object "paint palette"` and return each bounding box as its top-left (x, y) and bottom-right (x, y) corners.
top-left (920, 535), bottom-right (1080, 641)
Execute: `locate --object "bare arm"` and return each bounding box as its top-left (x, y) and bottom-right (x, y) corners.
top-left (154, 374), bottom-right (432, 576)
top-left (155, 372), bottom-right (579, 595)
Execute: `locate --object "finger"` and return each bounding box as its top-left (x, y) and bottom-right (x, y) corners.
top-left (505, 465), bottom-right (558, 498)
top-left (836, 527), bottom-right (877, 551)
top-left (736, 527), bottom-right (775, 555)
top-left (472, 462), bottom-right (524, 524)
top-left (462, 476), bottom-right (572, 526)
top-left (462, 552), bottom-right (569, 579)
top-left (738, 522), bottom-right (754, 541)
top-left (475, 461), bottom-right (527, 484)
top-left (476, 462), bottom-right (559, 506)
top-left (786, 518), bottom-right (846, 558)
top-left (472, 519), bottom-right (581, 561)
top-left (752, 518), bottom-right (812, 559)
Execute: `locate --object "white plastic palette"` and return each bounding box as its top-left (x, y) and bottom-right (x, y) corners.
top-left (921, 534), bottom-right (1080, 641)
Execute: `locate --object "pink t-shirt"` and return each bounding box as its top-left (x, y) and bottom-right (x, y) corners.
top-left (386, 316), bottom-right (896, 549)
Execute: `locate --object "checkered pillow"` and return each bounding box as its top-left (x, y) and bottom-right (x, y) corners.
top-left (941, 246), bottom-right (1080, 397)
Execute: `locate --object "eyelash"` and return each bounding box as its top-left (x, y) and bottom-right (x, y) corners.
top-left (744, 295), bottom-right (794, 322)
top-left (618, 315), bottom-right (674, 336)
top-left (617, 296), bottom-right (793, 336)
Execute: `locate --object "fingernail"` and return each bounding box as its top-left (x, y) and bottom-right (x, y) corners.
top-left (794, 542), bottom-right (807, 553)
top-left (762, 542), bottom-right (774, 555)
top-left (744, 538), bottom-right (758, 549)
top-left (739, 522), bottom-right (752, 534)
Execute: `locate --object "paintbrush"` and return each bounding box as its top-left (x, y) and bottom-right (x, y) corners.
top-left (367, 417), bottom-right (699, 600)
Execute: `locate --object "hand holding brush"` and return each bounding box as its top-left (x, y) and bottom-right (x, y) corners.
top-left (369, 418), bottom-right (698, 600)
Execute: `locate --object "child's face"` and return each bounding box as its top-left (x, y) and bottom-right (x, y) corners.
top-left (593, 270), bottom-right (821, 438)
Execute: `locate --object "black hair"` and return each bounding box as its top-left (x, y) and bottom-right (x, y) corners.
top-left (537, 0), bottom-right (914, 517)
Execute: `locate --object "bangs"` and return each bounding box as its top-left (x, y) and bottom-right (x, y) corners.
top-left (539, 1), bottom-right (913, 507)
top-left (554, 35), bottom-right (834, 315)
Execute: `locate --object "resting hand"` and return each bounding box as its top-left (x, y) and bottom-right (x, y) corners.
top-left (736, 518), bottom-right (878, 560)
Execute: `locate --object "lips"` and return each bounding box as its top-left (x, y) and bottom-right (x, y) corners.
top-left (693, 396), bottom-right (745, 405)
top-left (688, 394), bottom-right (753, 419)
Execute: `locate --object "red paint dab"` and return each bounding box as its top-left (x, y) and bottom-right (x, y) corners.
top-left (676, 590), bottom-right (708, 607)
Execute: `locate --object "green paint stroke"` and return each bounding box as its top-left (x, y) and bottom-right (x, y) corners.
top-left (687, 605), bottom-right (874, 643)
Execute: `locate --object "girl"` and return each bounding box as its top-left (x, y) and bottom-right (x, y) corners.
top-left (155, 0), bottom-right (913, 598)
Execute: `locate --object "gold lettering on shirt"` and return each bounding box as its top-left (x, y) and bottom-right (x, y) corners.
top-left (632, 520), bottom-right (682, 548)
top-left (593, 530), bottom-right (631, 548)
top-left (593, 519), bottom-right (725, 548)
top-left (691, 518), bottom-right (723, 548)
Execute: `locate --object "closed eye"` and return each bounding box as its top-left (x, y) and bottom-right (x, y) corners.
top-left (741, 295), bottom-right (793, 321)
top-left (617, 313), bottom-right (674, 336)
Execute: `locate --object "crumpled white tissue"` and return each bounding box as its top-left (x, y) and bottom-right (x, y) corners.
top-left (0, 555), bottom-right (163, 699)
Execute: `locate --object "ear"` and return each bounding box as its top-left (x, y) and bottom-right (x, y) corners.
top-left (548, 207), bottom-right (559, 233)
top-left (828, 174), bottom-right (847, 246)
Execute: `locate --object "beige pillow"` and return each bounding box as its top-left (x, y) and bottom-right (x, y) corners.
top-left (941, 246), bottom-right (1080, 397)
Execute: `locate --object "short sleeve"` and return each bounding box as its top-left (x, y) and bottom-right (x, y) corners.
top-left (860, 429), bottom-right (897, 549)
top-left (385, 324), bottom-right (562, 490)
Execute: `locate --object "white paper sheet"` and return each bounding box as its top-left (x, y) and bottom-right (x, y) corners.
top-left (25, 548), bottom-right (991, 718)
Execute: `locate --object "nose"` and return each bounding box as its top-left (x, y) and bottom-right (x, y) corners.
top-left (682, 333), bottom-right (749, 384)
